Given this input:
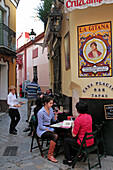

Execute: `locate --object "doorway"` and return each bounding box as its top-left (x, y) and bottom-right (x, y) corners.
top-left (0, 62), bottom-right (8, 101)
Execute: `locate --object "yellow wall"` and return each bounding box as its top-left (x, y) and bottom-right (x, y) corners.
top-left (61, 14), bottom-right (72, 97)
top-left (9, 60), bottom-right (16, 88)
top-left (5, 0), bottom-right (16, 32)
top-left (0, 55), bottom-right (16, 88)
top-left (61, 4), bottom-right (113, 99)
top-left (0, 0), bottom-right (16, 89)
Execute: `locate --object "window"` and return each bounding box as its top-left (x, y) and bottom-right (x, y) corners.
top-left (32, 48), bottom-right (38, 59)
top-left (33, 66), bottom-right (37, 80)
top-left (64, 32), bottom-right (70, 70)
top-left (0, 10), bottom-right (4, 45)
top-left (0, 10), bottom-right (4, 23)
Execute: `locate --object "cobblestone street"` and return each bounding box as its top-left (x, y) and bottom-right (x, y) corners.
top-left (0, 98), bottom-right (113, 170)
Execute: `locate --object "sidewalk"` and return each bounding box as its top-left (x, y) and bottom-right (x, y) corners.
top-left (0, 98), bottom-right (113, 170)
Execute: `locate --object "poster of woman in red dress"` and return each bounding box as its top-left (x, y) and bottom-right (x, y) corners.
top-left (88, 42), bottom-right (102, 58)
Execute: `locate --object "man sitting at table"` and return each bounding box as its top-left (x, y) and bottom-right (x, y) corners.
top-left (63, 101), bottom-right (94, 166)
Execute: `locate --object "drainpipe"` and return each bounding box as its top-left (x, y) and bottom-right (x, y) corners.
top-left (24, 48), bottom-right (27, 80)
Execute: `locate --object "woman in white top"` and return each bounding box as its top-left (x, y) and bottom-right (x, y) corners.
top-left (7, 85), bottom-right (24, 135)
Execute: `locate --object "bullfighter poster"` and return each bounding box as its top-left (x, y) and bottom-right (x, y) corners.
top-left (78, 21), bottom-right (112, 77)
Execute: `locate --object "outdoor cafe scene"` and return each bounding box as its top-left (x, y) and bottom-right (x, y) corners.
top-left (22, 90), bottom-right (106, 170)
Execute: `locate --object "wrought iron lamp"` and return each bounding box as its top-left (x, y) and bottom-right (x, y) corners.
top-left (49, 0), bottom-right (62, 33)
top-left (29, 29), bottom-right (36, 41)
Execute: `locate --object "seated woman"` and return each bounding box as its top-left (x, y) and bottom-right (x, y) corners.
top-left (37, 96), bottom-right (59, 163)
top-left (63, 101), bottom-right (94, 166)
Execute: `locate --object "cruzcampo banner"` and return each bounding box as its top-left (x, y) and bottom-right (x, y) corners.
top-left (78, 21), bottom-right (112, 77)
top-left (64, 0), bottom-right (113, 13)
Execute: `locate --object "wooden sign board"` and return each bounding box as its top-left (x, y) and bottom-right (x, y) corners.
top-left (104, 104), bottom-right (113, 119)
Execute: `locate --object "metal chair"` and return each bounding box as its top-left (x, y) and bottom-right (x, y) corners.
top-left (72, 130), bottom-right (101, 170)
top-left (95, 121), bottom-right (107, 158)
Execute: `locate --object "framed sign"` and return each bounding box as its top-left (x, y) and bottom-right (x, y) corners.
top-left (104, 104), bottom-right (113, 119)
top-left (78, 21), bottom-right (112, 77)
top-left (64, 32), bottom-right (70, 70)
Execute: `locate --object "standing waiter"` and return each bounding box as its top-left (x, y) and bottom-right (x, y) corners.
top-left (7, 85), bottom-right (25, 135)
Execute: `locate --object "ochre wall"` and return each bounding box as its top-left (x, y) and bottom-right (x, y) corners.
top-left (4, 0), bottom-right (16, 88)
top-left (0, 55), bottom-right (16, 89)
top-left (61, 4), bottom-right (113, 99)
top-left (5, 0), bottom-right (16, 32)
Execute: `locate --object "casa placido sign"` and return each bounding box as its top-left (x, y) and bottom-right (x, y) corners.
top-left (64, 0), bottom-right (113, 13)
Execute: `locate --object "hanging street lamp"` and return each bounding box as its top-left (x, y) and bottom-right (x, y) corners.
top-left (29, 29), bottom-right (36, 41)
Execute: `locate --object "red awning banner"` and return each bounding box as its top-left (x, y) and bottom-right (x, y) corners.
top-left (64, 0), bottom-right (113, 13)
top-left (16, 54), bottom-right (23, 65)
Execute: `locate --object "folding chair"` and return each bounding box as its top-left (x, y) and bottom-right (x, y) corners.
top-left (30, 116), bottom-right (49, 157)
top-left (95, 121), bottom-right (107, 158)
top-left (72, 130), bottom-right (101, 170)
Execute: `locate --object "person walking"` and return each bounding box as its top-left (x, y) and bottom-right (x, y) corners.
top-left (25, 78), bottom-right (41, 122)
top-left (7, 85), bottom-right (25, 135)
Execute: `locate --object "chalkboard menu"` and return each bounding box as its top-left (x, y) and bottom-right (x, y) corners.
top-left (104, 104), bottom-right (113, 119)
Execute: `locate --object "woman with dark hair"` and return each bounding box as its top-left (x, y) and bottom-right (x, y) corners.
top-left (37, 96), bottom-right (59, 163)
top-left (63, 101), bottom-right (94, 166)
top-left (88, 42), bottom-right (102, 58)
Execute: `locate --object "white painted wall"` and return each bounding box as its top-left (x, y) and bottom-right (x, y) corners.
top-left (0, 62), bottom-right (8, 100)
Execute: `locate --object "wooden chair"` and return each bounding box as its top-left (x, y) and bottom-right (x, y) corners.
top-left (72, 130), bottom-right (101, 170)
top-left (95, 122), bottom-right (107, 158)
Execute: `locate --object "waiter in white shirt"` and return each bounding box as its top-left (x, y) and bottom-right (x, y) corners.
top-left (7, 85), bottom-right (25, 135)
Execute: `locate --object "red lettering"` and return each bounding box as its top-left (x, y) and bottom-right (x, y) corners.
top-left (66, 0), bottom-right (71, 8)
top-left (106, 24), bottom-right (109, 29)
top-left (98, 25), bottom-right (101, 29)
top-left (80, 27), bottom-right (87, 32)
top-left (79, 0), bottom-right (86, 6)
top-left (86, 0), bottom-right (91, 4)
top-left (89, 26), bottom-right (94, 31)
top-left (71, 1), bottom-right (77, 7)
top-left (101, 24), bottom-right (105, 29)
top-left (90, 0), bottom-right (93, 3)
top-left (95, 25), bottom-right (98, 30)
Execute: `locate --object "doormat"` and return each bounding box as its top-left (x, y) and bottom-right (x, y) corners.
top-left (3, 146), bottom-right (18, 156)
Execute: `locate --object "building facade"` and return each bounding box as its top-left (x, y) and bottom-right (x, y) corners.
top-left (44, 1), bottom-right (113, 155)
top-left (0, 0), bottom-right (19, 112)
top-left (16, 32), bottom-right (49, 96)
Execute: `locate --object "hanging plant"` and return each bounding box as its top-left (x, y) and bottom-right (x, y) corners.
top-left (35, 0), bottom-right (53, 30)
